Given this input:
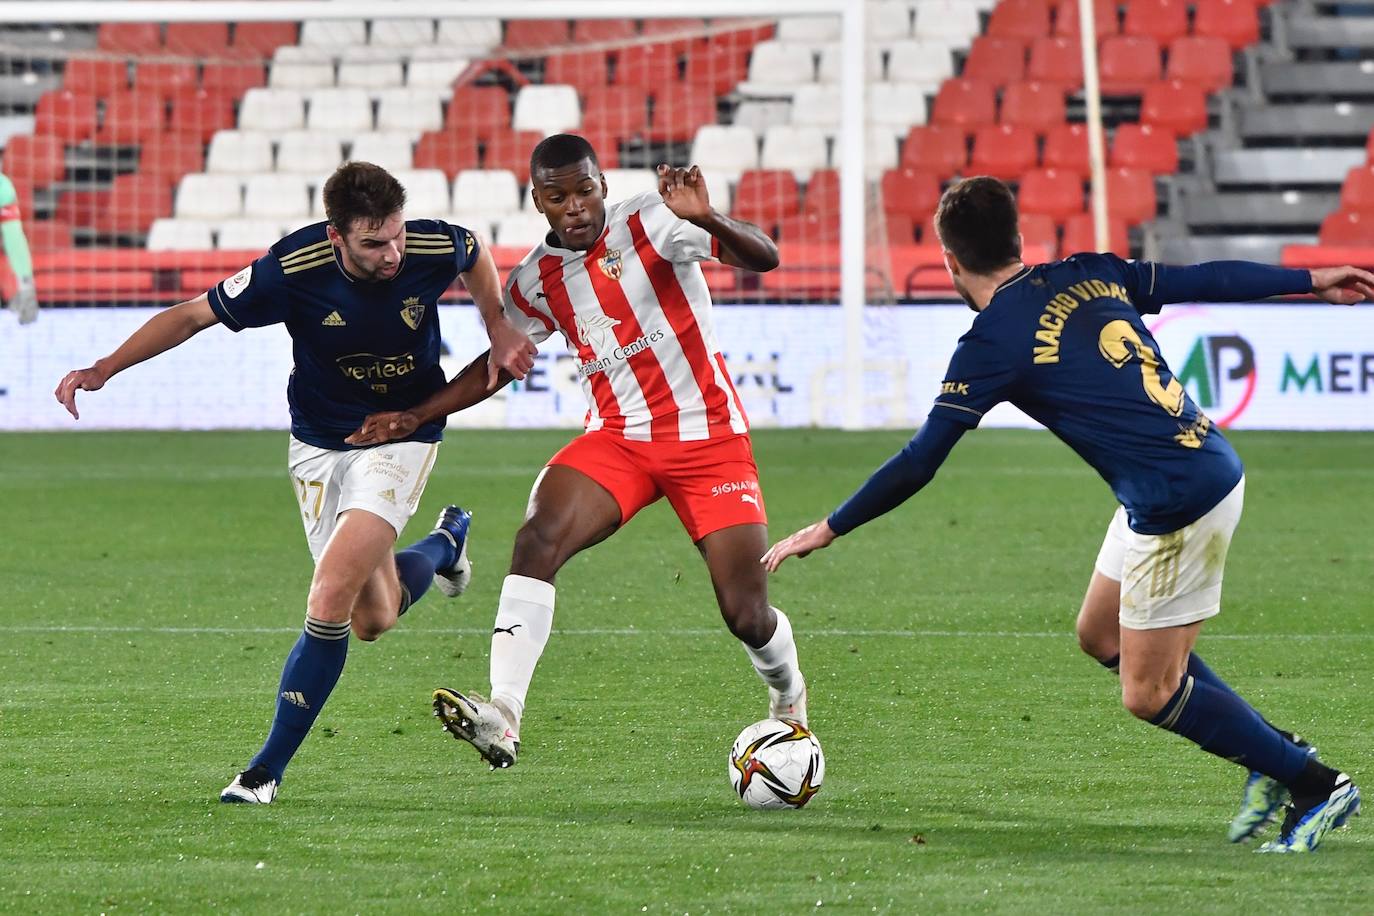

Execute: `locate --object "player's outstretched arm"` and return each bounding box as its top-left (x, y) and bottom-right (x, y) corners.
top-left (1139, 261), bottom-right (1374, 309)
top-left (657, 164), bottom-right (779, 272)
top-left (54, 293), bottom-right (219, 419)
top-left (464, 241), bottom-right (536, 388)
top-left (345, 348), bottom-right (512, 446)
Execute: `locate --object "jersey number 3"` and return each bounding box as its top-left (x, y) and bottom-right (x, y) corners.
top-left (1097, 319), bottom-right (1185, 417)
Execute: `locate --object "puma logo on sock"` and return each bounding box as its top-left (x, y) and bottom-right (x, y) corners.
top-left (493, 624), bottom-right (524, 636)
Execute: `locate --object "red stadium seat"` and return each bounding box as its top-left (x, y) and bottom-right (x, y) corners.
top-left (1166, 36), bottom-right (1234, 92)
top-left (971, 124), bottom-right (1040, 180)
top-left (1062, 213), bottom-right (1130, 255)
top-left (685, 42), bottom-right (752, 96)
top-left (414, 130), bottom-right (482, 178)
top-left (200, 62), bottom-right (266, 97)
top-left (93, 173), bottom-right (173, 235)
top-left (1367, 127), bottom-right (1374, 162)
top-left (481, 130), bottom-right (548, 183)
top-left (647, 86), bottom-right (718, 142)
top-left (1028, 36), bottom-right (1085, 89)
top-left (1340, 164), bottom-right (1374, 211)
top-left (964, 37), bottom-right (1028, 86)
top-left (98, 23), bottom-right (163, 54)
top-left (705, 24), bottom-right (777, 54)
top-left (137, 133), bottom-right (205, 182)
top-left (776, 211), bottom-right (840, 244)
top-left (1110, 123), bottom-right (1177, 174)
top-left (2, 135), bottom-right (67, 187)
top-left (63, 59), bottom-right (129, 97)
top-left (581, 86), bottom-right (651, 141)
top-left (880, 167), bottom-right (942, 221)
top-left (1193, 0), bottom-right (1261, 50)
top-left (449, 86), bottom-right (512, 135)
top-left (572, 20), bottom-right (638, 42)
top-left (504, 20), bottom-right (572, 51)
top-left (231, 22), bottom-right (299, 57)
top-left (96, 91), bottom-right (167, 144)
top-left (733, 169), bottom-right (802, 230)
top-left (1001, 81), bottom-right (1067, 133)
top-left (1106, 166), bottom-right (1157, 224)
top-left (135, 62), bottom-right (199, 99)
top-left (1018, 168), bottom-right (1084, 220)
top-left (1098, 36), bottom-right (1162, 94)
top-left (54, 189), bottom-right (105, 228)
top-left (544, 52), bottom-right (611, 93)
top-left (165, 22), bottom-right (231, 57)
top-left (988, 0), bottom-right (1052, 41)
top-left (167, 88), bottom-right (237, 143)
top-left (639, 18), bottom-right (708, 53)
top-left (1123, 0), bottom-right (1189, 45)
top-left (885, 212), bottom-right (917, 245)
top-left (1020, 212), bottom-right (1059, 257)
top-left (803, 169), bottom-right (838, 216)
top-left (574, 130), bottom-right (622, 168)
top-left (1318, 210), bottom-right (1374, 245)
top-left (1141, 79), bottom-right (1208, 135)
top-left (616, 43), bottom-right (684, 86)
top-left (900, 124), bottom-right (969, 178)
top-left (35, 90), bottom-right (98, 143)
top-left (1053, 0), bottom-right (1119, 38)
top-left (23, 219), bottom-right (73, 251)
top-left (931, 79), bottom-right (998, 133)
top-left (1043, 122), bottom-right (1092, 172)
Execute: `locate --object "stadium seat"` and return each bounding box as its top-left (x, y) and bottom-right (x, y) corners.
top-left (817, 44), bottom-right (886, 83)
top-left (900, 124), bottom-right (969, 178)
top-left (802, 168), bottom-right (839, 216)
top-left (407, 48), bottom-right (472, 91)
top-left (452, 169), bottom-right (522, 218)
top-left (369, 18), bottom-right (436, 47)
top-left (616, 44), bottom-right (684, 88)
top-left (275, 131), bottom-right (344, 174)
top-left (1193, 0), bottom-right (1261, 50)
top-left (449, 87), bottom-right (512, 135)
top-left (759, 126), bottom-right (829, 180)
top-left (1318, 210), bottom-right (1374, 245)
top-left (54, 189), bottom-right (104, 230)
top-left (1000, 81), bottom-right (1067, 133)
top-left (963, 36), bottom-right (1028, 86)
top-left (201, 62), bottom-right (267, 98)
top-left (231, 22), bottom-right (300, 57)
top-left (970, 124), bottom-right (1039, 181)
top-left (375, 89), bottom-right (444, 134)
top-left (168, 88), bottom-right (238, 143)
top-left (868, 83), bottom-right (930, 134)
top-left (741, 42), bottom-right (818, 95)
top-left (480, 130), bottom-right (546, 183)
top-left (830, 125), bottom-right (901, 175)
top-left (243, 173), bottom-right (312, 219)
top-left (1053, 0), bottom-right (1119, 38)
top-left (886, 40), bottom-right (956, 87)
top-left (390, 169), bottom-right (451, 212)
top-left (870, 1), bottom-right (916, 41)
top-left (306, 88), bottom-right (374, 134)
top-left (35, 89), bottom-right (98, 142)
top-left (1123, 0), bottom-right (1189, 45)
top-left (239, 88), bottom-right (307, 132)
top-left (435, 18), bottom-right (504, 54)
top-left (732, 169), bottom-right (802, 230)
top-left (1019, 211), bottom-right (1059, 257)
top-left (414, 130), bottom-right (482, 178)
top-left (1042, 122), bottom-right (1091, 172)
top-left (735, 99), bottom-right (792, 140)
top-left (602, 168), bottom-right (660, 205)
top-left (207, 130), bottom-right (276, 173)
top-left (1140, 79), bottom-right (1207, 135)
top-left (647, 86), bottom-right (717, 143)
top-left (1098, 36), bottom-right (1162, 94)
top-left (638, 17), bottom-right (708, 53)
top-left (1062, 212), bottom-right (1130, 255)
top-left (581, 86), bottom-right (651, 141)
top-left (881, 167), bottom-right (942, 221)
top-left (447, 213), bottom-right (494, 241)
top-left (915, 1), bottom-right (984, 45)
top-left (885, 212), bottom-right (918, 245)
top-left (1367, 127), bottom-right (1374, 162)
top-left (1027, 36), bottom-right (1084, 89)
top-left (1110, 123), bottom-right (1177, 175)
top-left (215, 219), bottom-right (284, 251)
top-left (63, 59), bottom-right (129, 97)
top-left (98, 22), bottom-right (163, 54)
top-left (96, 91), bottom-right (167, 144)
top-left (146, 217), bottom-right (215, 250)
top-left (1340, 164), bottom-right (1374, 212)
top-left (571, 20), bottom-right (638, 43)
top-left (987, 0), bottom-right (1052, 41)
top-left (930, 78), bottom-right (998, 133)
top-left (544, 52), bottom-right (611, 95)
top-left (495, 211), bottom-right (555, 247)
top-left (777, 16), bottom-right (842, 43)
top-left (337, 59), bottom-right (405, 91)
top-left (94, 173), bottom-right (172, 234)
top-left (1166, 36), bottom-right (1234, 92)
top-left (349, 133), bottom-right (414, 172)
top-left (684, 42), bottom-right (752, 96)
top-left (790, 84), bottom-right (841, 130)
top-left (690, 125), bottom-right (760, 184)
top-left (137, 133), bottom-right (205, 182)
top-left (2, 135), bottom-right (66, 187)
top-left (512, 85), bottom-right (582, 134)
top-left (164, 22), bottom-right (230, 57)
top-left (269, 55), bottom-right (336, 92)
top-left (776, 211), bottom-right (840, 244)
top-left (301, 19), bottom-right (368, 47)
top-left (134, 62), bottom-right (198, 100)
top-left (1105, 166), bottom-right (1157, 224)
top-left (503, 20), bottom-right (572, 52)
top-left (1017, 167), bottom-right (1084, 220)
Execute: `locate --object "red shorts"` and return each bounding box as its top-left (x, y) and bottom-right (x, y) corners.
top-left (548, 431), bottom-right (767, 542)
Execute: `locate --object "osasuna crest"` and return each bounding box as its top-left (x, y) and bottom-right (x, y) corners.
top-left (400, 296), bottom-right (425, 330)
top-left (574, 312), bottom-right (620, 356)
top-left (597, 247), bottom-right (623, 281)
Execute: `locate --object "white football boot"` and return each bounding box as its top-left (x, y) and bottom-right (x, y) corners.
top-left (769, 674), bottom-right (809, 728)
top-left (220, 765), bottom-right (278, 804)
top-left (433, 688), bottom-right (519, 768)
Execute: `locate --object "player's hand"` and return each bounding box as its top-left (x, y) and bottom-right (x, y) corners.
top-left (657, 164), bottom-right (712, 223)
top-left (345, 411), bottom-right (419, 446)
top-left (761, 519), bottom-right (838, 573)
top-left (54, 364), bottom-right (109, 420)
top-left (11, 277), bottom-right (38, 325)
top-left (1309, 266), bottom-right (1374, 305)
top-left (487, 319), bottom-right (536, 389)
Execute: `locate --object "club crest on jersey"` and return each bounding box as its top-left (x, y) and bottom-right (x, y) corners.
top-left (597, 247), bottom-right (623, 281)
top-left (399, 296), bottom-right (425, 330)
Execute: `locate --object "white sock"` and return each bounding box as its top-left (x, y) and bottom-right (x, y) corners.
top-left (489, 574), bottom-right (555, 734)
top-left (743, 607), bottom-right (801, 697)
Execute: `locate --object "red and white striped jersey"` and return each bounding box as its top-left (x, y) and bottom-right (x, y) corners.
top-left (503, 191), bottom-right (749, 441)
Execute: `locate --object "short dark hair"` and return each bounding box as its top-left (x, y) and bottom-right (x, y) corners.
top-left (529, 133), bottom-right (599, 180)
top-left (322, 162), bottom-right (406, 235)
top-left (934, 176), bottom-right (1022, 275)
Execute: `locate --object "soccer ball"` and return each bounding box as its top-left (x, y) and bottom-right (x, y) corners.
top-left (728, 718), bottom-right (824, 810)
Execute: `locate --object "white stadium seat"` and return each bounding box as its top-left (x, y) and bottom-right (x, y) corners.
top-left (338, 59), bottom-right (405, 91)
top-left (407, 51), bottom-right (471, 91)
top-left (868, 82), bottom-right (929, 133)
top-left (369, 18), bottom-right (436, 47)
top-left (831, 124), bottom-right (901, 176)
top-left (390, 168), bottom-right (451, 211)
top-left (215, 219), bottom-right (284, 251)
top-left (452, 169), bottom-right (522, 217)
top-left (243, 173), bottom-right (313, 219)
top-left (790, 84), bottom-right (841, 129)
top-left (689, 125), bottom-right (760, 184)
top-left (435, 18), bottom-right (503, 54)
top-left (274, 45), bottom-right (336, 63)
top-left (817, 43), bottom-right (886, 83)
top-left (739, 42), bottom-right (817, 96)
top-left (301, 19), bottom-right (368, 47)
top-left (269, 58), bottom-right (335, 90)
top-left (869, 0), bottom-right (916, 40)
top-left (176, 174), bottom-right (244, 219)
top-left (306, 88), bottom-right (374, 134)
top-left (512, 85), bottom-right (581, 135)
top-left (238, 88), bottom-right (306, 132)
top-left (446, 212), bottom-right (495, 241)
top-left (776, 16), bottom-right (842, 43)
top-left (602, 168), bottom-right (660, 205)
top-left (914, 1), bottom-right (983, 44)
top-left (886, 39), bottom-right (955, 86)
top-left (145, 218), bottom-right (215, 251)
top-left (348, 132), bottom-right (415, 172)
top-left (275, 131), bottom-right (344, 175)
top-left (732, 100), bottom-right (794, 136)
top-left (205, 130), bottom-right (275, 174)
top-left (496, 212), bottom-right (555, 248)
top-left (759, 125), bottom-right (831, 180)
top-left (375, 88), bottom-right (444, 133)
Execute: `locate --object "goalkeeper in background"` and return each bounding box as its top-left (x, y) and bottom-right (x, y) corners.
top-left (0, 171), bottom-right (38, 324)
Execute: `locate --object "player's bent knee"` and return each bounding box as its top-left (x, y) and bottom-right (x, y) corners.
top-left (351, 621), bottom-right (386, 642)
top-left (510, 521), bottom-right (568, 579)
top-left (720, 595), bottom-right (772, 645)
top-left (1120, 683), bottom-right (1172, 720)
top-left (307, 579), bottom-right (361, 624)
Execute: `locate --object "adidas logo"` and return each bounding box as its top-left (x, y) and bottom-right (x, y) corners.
top-left (378, 488), bottom-right (397, 504)
top-left (322, 311), bottom-right (347, 326)
top-left (281, 690), bottom-right (309, 709)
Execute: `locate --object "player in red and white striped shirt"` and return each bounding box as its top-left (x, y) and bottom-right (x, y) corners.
top-left (347, 134), bottom-right (808, 768)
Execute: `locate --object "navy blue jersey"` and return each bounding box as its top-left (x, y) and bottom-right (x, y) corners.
top-left (929, 253), bottom-right (1244, 533)
top-left (207, 219), bottom-right (479, 449)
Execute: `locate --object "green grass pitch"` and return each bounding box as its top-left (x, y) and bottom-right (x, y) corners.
top-left (1, 428), bottom-right (1370, 913)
